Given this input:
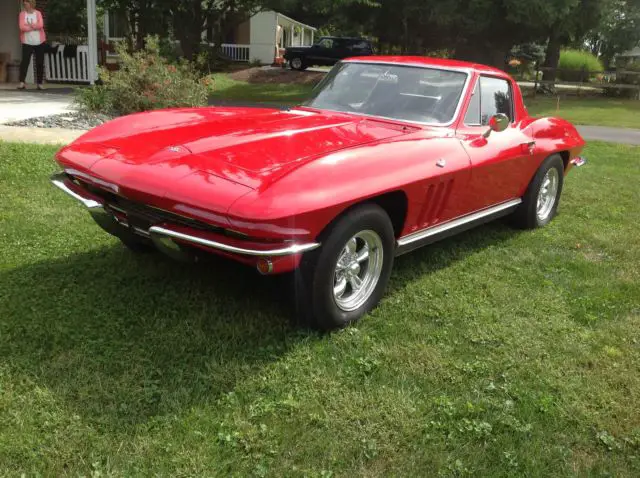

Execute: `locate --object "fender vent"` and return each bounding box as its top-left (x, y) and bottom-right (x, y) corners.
top-left (417, 179), bottom-right (454, 227)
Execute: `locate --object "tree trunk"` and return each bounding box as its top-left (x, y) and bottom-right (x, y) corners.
top-left (173, 1), bottom-right (203, 61)
top-left (455, 42), bottom-right (507, 70)
top-left (542, 35), bottom-right (561, 83)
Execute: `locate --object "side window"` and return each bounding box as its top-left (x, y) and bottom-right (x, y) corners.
top-left (479, 76), bottom-right (512, 125)
top-left (349, 40), bottom-right (371, 53)
top-left (332, 39), bottom-right (346, 50)
top-left (464, 79), bottom-right (481, 125)
top-left (318, 38), bottom-right (334, 49)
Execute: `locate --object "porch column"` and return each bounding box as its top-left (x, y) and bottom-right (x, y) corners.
top-left (301, 27), bottom-right (305, 45)
top-left (86, 0), bottom-right (98, 84)
top-left (291, 24), bottom-right (294, 47)
top-left (311, 30), bottom-right (314, 44)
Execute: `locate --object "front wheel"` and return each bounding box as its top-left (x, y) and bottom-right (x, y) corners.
top-left (294, 204), bottom-right (395, 331)
top-left (512, 154), bottom-right (564, 229)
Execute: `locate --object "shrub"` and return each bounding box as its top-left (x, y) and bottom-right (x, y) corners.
top-left (76, 36), bottom-right (209, 115)
top-left (75, 84), bottom-right (111, 112)
top-left (557, 49), bottom-right (604, 82)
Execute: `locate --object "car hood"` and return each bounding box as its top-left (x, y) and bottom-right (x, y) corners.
top-left (61, 106), bottom-right (413, 190)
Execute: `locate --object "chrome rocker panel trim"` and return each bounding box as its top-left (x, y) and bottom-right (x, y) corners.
top-left (51, 173), bottom-right (320, 258)
top-left (395, 199), bottom-right (522, 256)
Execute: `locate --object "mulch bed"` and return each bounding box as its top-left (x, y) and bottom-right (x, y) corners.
top-left (228, 67), bottom-right (325, 85)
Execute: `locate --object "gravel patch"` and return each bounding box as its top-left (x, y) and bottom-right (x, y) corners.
top-left (6, 111), bottom-right (115, 130)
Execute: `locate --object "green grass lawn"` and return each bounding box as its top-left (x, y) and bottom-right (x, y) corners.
top-left (208, 73), bottom-right (315, 105)
top-left (525, 96), bottom-right (640, 129)
top-left (1, 141), bottom-right (639, 476)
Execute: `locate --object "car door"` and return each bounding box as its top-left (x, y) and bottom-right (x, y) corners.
top-left (456, 75), bottom-right (542, 210)
top-left (328, 39), bottom-right (349, 63)
top-left (308, 38), bottom-right (334, 64)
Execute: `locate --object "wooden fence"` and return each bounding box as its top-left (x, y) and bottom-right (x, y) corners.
top-left (514, 65), bottom-right (640, 99)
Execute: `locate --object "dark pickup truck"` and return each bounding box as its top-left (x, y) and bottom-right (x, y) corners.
top-left (284, 37), bottom-right (374, 70)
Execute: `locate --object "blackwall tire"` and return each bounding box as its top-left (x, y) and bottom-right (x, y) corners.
top-left (512, 154), bottom-right (565, 229)
top-left (294, 203), bottom-right (395, 331)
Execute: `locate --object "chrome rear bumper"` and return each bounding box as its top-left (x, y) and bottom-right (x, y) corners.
top-left (51, 172), bottom-right (320, 258)
top-left (570, 156), bottom-right (587, 167)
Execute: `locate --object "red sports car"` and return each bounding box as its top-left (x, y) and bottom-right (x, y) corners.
top-left (52, 56), bottom-right (586, 330)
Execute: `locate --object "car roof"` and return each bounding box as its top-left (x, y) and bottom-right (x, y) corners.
top-left (344, 55), bottom-right (509, 77)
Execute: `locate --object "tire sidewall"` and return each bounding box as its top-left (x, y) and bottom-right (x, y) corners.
top-left (534, 155), bottom-right (564, 227)
top-left (303, 204), bottom-right (395, 329)
top-left (518, 154), bottom-right (565, 229)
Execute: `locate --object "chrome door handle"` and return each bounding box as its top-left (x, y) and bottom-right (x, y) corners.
top-left (521, 141), bottom-right (536, 155)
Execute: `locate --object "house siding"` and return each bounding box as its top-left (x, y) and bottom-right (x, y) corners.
top-left (249, 10), bottom-right (277, 64)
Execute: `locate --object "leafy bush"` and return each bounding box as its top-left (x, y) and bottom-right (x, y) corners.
top-left (557, 49), bottom-right (604, 82)
top-left (76, 36), bottom-right (209, 115)
top-left (75, 84), bottom-right (111, 112)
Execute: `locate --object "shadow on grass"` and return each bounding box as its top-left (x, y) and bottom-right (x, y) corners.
top-left (0, 245), bottom-right (308, 429)
top-left (0, 220), bottom-right (520, 431)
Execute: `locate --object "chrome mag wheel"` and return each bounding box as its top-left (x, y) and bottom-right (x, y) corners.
top-left (291, 57), bottom-right (303, 69)
top-left (333, 230), bottom-right (384, 312)
top-left (536, 167), bottom-right (559, 222)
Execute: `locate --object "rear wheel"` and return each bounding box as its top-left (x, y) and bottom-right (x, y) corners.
top-left (294, 204), bottom-right (395, 331)
top-left (512, 154), bottom-right (564, 229)
top-left (290, 56), bottom-right (307, 71)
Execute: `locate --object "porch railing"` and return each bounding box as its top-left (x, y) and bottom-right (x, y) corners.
top-left (220, 43), bottom-right (250, 62)
top-left (45, 45), bottom-right (90, 83)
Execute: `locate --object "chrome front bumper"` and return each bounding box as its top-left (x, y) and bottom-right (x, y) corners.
top-left (51, 173), bottom-right (320, 258)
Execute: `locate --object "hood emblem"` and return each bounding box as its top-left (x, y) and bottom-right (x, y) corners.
top-left (167, 145), bottom-right (188, 153)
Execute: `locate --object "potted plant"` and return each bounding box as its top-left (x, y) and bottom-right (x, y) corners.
top-left (7, 60), bottom-right (21, 83)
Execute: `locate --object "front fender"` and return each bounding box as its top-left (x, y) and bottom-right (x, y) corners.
top-left (226, 134), bottom-right (470, 240)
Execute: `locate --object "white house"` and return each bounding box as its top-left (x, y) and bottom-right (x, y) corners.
top-left (105, 9), bottom-right (316, 65)
top-left (0, 1), bottom-right (315, 85)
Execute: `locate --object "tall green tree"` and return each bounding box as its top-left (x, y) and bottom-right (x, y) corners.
top-left (584, 0), bottom-right (640, 68)
top-left (541, 0), bottom-right (605, 82)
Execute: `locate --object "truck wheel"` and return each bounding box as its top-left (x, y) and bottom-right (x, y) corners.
top-left (290, 57), bottom-right (307, 71)
top-left (294, 204), bottom-right (395, 331)
top-left (512, 154), bottom-right (564, 229)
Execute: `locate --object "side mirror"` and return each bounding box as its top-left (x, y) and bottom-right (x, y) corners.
top-left (483, 113), bottom-right (509, 138)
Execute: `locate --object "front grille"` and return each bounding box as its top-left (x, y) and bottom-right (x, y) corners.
top-left (73, 177), bottom-right (226, 235)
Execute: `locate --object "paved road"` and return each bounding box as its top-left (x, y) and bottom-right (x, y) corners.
top-left (576, 125), bottom-right (640, 145)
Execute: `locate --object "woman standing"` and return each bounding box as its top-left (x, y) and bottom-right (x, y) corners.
top-left (18, 0), bottom-right (47, 90)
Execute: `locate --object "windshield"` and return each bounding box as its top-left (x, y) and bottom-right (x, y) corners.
top-left (304, 62), bottom-right (468, 125)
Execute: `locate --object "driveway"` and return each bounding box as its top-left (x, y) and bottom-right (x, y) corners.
top-left (0, 89), bottom-right (74, 124)
top-left (576, 125), bottom-right (640, 146)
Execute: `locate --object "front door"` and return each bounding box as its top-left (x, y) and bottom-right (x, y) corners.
top-left (457, 75), bottom-right (542, 209)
